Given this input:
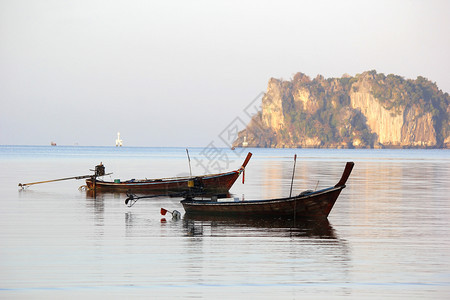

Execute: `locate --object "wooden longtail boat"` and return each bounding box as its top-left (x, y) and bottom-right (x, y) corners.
top-left (181, 162), bottom-right (354, 219)
top-left (86, 152), bottom-right (252, 194)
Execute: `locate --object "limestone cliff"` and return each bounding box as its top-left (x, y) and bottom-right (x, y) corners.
top-left (233, 71), bottom-right (449, 149)
top-left (261, 78), bottom-right (287, 130)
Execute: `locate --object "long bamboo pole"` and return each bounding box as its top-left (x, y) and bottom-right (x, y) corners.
top-left (18, 173), bottom-right (112, 188)
top-left (289, 154), bottom-right (297, 198)
top-left (186, 148), bottom-right (192, 177)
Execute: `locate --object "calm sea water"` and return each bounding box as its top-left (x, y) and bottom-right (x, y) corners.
top-left (0, 146), bottom-right (449, 299)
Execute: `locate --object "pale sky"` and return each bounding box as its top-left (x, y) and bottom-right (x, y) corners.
top-left (1, 0), bottom-right (449, 147)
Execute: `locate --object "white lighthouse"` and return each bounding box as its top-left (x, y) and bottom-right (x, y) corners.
top-left (115, 132), bottom-right (123, 147)
top-left (242, 136), bottom-right (248, 147)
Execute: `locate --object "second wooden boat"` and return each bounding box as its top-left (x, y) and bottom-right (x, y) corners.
top-left (86, 152), bottom-right (252, 194)
top-left (181, 162), bottom-right (354, 219)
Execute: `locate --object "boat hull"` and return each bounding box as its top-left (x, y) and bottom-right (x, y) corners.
top-left (86, 170), bottom-right (241, 194)
top-left (181, 185), bottom-right (345, 219)
top-left (181, 162), bottom-right (355, 219)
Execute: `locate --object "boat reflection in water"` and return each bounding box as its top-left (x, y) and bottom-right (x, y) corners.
top-left (84, 189), bottom-right (124, 199)
top-left (182, 214), bottom-right (337, 239)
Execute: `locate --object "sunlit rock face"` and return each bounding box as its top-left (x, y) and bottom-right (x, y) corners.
top-left (233, 71), bottom-right (449, 149)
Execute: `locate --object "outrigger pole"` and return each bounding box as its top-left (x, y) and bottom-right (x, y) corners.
top-left (19, 174), bottom-right (96, 188)
top-left (18, 163), bottom-right (111, 189)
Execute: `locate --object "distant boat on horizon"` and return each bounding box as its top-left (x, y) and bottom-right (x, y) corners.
top-left (115, 132), bottom-right (123, 147)
top-left (51, 142), bottom-right (56, 146)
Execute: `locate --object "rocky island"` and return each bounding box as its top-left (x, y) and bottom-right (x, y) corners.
top-left (233, 70), bottom-right (450, 149)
